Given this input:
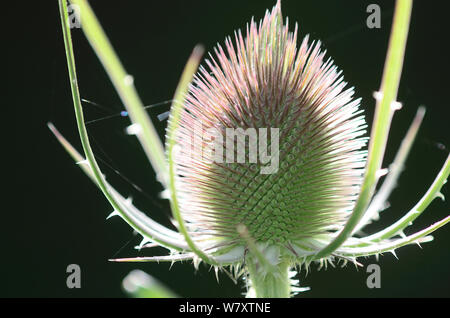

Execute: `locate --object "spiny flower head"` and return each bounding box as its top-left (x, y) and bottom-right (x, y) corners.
top-left (171, 1), bottom-right (367, 259)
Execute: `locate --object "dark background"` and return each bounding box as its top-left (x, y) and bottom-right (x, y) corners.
top-left (7, 0), bottom-right (450, 297)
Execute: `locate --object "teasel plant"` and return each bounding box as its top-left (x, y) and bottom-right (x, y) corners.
top-left (51, 0), bottom-right (449, 298)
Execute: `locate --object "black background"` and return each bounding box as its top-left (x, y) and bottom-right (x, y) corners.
top-left (7, 0), bottom-right (450, 297)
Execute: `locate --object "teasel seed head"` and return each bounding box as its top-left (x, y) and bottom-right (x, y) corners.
top-left (170, 0), bottom-right (368, 262)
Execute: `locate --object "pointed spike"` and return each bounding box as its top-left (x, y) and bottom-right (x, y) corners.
top-left (157, 111), bottom-right (170, 122)
top-left (159, 189), bottom-right (170, 199)
top-left (297, 262), bottom-right (303, 274)
top-left (418, 235), bottom-right (434, 244)
top-left (381, 201), bottom-right (391, 212)
top-left (376, 168), bottom-right (389, 179)
top-left (193, 256), bottom-right (201, 270)
top-left (328, 258), bottom-right (336, 268)
top-left (170, 218), bottom-right (179, 228)
top-left (124, 196), bottom-right (133, 206)
top-left (317, 259), bottom-right (323, 271)
top-left (214, 266), bottom-right (220, 283)
top-left (291, 286), bottom-right (311, 293)
top-left (373, 91), bottom-right (383, 101)
top-left (288, 270), bottom-right (297, 279)
top-left (125, 123), bottom-right (142, 135)
top-left (76, 159), bottom-right (89, 166)
top-left (390, 249), bottom-right (398, 259)
top-left (134, 242), bottom-right (158, 250)
top-left (391, 101), bottom-right (403, 111)
top-left (138, 237), bottom-right (152, 250)
top-left (106, 210), bottom-right (120, 220)
top-left (109, 253), bottom-right (194, 262)
top-left (352, 258), bottom-right (360, 270)
top-left (304, 260), bottom-right (310, 276)
top-left (434, 192), bottom-right (445, 201)
top-left (123, 74), bottom-right (134, 86)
